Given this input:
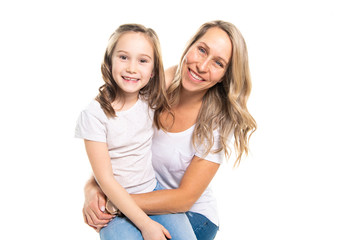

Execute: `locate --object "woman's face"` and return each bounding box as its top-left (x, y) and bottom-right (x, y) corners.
top-left (181, 27), bottom-right (232, 94)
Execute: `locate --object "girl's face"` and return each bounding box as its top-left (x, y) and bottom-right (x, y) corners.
top-left (181, 27), bottom-right (232, 94)
top-left (111, 32), bottom-right (154, 97)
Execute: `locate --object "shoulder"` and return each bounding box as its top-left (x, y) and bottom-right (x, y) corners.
top-left (82, 99), bottom-right (108, 121)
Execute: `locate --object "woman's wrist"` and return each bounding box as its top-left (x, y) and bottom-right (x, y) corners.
top-left (84, 176), bottom-right (102, 197)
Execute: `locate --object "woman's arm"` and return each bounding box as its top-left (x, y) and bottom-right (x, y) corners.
top-left (132, 156), bottom-right (220, 214)
top-left (84, 140), bottom-right (171, 239)
top-left (83, 155), bottom-right (219, 228)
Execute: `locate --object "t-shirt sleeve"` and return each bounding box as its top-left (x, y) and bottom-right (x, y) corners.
top-left (194, 129), bottom-right (233, 164)
top-left (75, 108), bottom-right (107, 143)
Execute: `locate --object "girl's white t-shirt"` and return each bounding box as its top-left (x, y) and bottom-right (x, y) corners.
top-left (151, 125), bottom-right (229, 226)
top-left (75, 99), bottom-right (157, 194)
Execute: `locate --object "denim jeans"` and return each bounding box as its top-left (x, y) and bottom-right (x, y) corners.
top-left (186, 211), bottom-right (219, 240)
top-left (100, 182), bottom-right (197, 240)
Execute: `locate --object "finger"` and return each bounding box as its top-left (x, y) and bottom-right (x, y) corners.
top-left (83, 207), bottom-right (96, 228)
top-left (96, 196), bottom-right (113, 221)
top-left (88, 194), bottom-right (112, 221)
top-left (82, 208), bottom-right (87, 224)
top-left (98, 193), bottom-right (107, 213)
top-left (88, 207), bottom-right (111, 226)
top-left (86, 213), bottom-right (106, 230)
top-left (93, 207), bottom-right (113, 221)
top-left (84, 200), bottom-right (109, 224)
top-left (162, 227), bottom-right (171, 239)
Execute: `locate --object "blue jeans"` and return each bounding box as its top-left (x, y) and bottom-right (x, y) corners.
top-left (100, 182), bottom-right (197, 240)
top-left (186, 211), bottom-right (219, 240)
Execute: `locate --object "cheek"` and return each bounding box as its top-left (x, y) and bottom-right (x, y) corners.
top-left (211, 69), bottom-right (226, 83)
top-left (185, 49), bottom-right (199, 63)
top-left (111, 60), bottom-right (122, 74)
top-left (141, 64), bottom-right (154, 79)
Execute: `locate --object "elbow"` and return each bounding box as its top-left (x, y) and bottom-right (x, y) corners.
top-left (180, 204), bottom-right (192, 213)
top-left (177, 194), bottom-right (197, 212)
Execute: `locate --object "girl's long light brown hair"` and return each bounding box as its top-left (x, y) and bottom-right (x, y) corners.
top-left (96, 24), bottom-right (169, 129)
top-left (168, 20), bottom-right (257, 166)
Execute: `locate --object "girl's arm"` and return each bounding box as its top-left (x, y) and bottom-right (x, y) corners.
top-left (132, 156), bottom-right (220, 214)
top-left (84, 140), bottom-right (171, 239)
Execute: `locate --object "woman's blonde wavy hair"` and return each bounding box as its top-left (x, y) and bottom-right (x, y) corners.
top-left (168, 20), bottom-right (257, 166)
top-left (96, 24), bottom-right (169, 129)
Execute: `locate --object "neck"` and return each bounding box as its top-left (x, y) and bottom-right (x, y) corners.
top-left (112, 92), bottom-right (139, 111)
top-left (178, 87), bottom-right (206, 108)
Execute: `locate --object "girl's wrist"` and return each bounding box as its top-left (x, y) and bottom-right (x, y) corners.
top-left (136, 215), bottom-right (153, 231)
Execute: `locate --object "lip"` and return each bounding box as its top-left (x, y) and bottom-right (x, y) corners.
top-left (122, 76), bottom-right (139, 82)
top-left (187, 68), bottom-right (204, 82)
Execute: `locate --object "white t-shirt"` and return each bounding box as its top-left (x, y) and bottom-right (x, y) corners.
top-left (151, 125), bottom-right (229, 226)
top-left (75, 99), bottom-right (157, 194)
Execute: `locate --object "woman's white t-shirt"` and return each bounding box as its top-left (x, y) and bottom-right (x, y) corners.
top-left (151, 125), bottom-right (228, 226)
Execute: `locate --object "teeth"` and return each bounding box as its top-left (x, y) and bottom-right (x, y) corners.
top-left (189, 70), bottom-right (203, 81)
top-left (123, 76), bottom-right (139, 81)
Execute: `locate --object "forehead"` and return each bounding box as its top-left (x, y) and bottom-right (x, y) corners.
top-left (115, 32), bottom-right (154, 56)
top-left (196, 27), bottom-right (232, 61)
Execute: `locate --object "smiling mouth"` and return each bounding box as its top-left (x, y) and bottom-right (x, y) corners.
top-left (122, 76), bottom-right (139, 82)
top-left (188, 68), bottom-right (204, 81)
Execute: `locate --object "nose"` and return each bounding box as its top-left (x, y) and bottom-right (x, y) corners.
top-left (126, 60), bottom-right (137, 73)
top-left (197, 57), bottom-right (211, 73)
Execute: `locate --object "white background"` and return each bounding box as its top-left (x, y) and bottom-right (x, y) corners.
top-left (1, 0), bottom-right (344, 239)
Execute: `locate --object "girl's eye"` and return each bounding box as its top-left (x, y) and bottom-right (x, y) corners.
top-left (119, 55), bottom-right (127, 60)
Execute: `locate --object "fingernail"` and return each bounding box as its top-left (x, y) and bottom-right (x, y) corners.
top-left (100, 206), bottom-right (105, 212)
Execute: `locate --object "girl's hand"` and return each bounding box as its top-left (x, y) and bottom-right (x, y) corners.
top-left (83, 180), bottom-right (113, 232)
top-left (141, 220), bottom-right (171, 240)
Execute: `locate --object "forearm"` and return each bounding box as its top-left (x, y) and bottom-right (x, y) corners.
top-left (84, 140), bottom-right (153, 231)
top-left (132, 156), bottom-right (220, 215)
top-left (97, 176), bottom-right (152, 231)
top-left (131, 187), bottom-right (194, 215)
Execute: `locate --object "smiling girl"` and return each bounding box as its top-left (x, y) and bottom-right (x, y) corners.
top-left (75, 24), bottom-right (197, 240)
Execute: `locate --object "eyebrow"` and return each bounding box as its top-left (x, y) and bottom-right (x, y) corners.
top-left (199, 42), bottom-right (229, 65)
top-left (116, 50), bottom-right (153, 60)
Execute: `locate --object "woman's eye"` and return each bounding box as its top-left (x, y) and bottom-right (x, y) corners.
top-left (198, 47), bottom-right (206, 54)
top-left (215, 61), bottom-right (224, 68)
top-left (140, 59), bottom-right (148, 63)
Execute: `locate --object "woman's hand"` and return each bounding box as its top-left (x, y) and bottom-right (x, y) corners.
top-left (83, 177), bottom-right (113, 232)
top-left (141, 219), bottom-right (171, 240)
